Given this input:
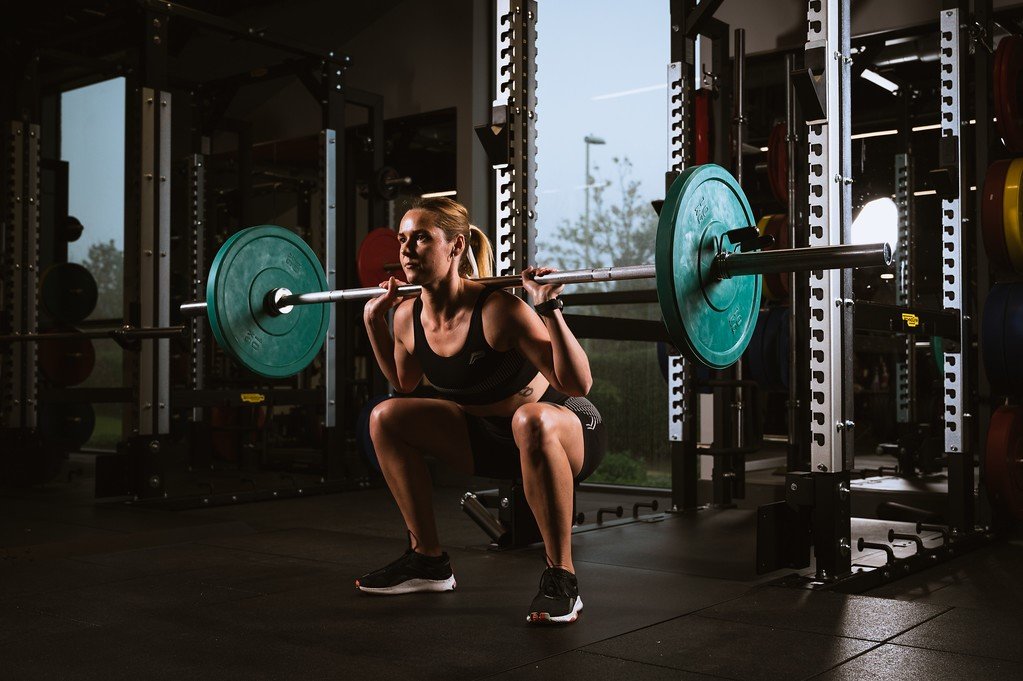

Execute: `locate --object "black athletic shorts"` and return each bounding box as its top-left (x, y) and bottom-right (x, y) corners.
top-left (463, 386), bottom-right (607, 483)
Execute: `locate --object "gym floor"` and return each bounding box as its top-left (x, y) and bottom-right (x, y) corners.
top-left (2, 458), bottom-right (1021, 681)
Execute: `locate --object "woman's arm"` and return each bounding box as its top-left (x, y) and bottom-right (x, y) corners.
top-left (488, 275), bottom-right (592, 396)
top-left (363, 279), bottom-right (423, 392)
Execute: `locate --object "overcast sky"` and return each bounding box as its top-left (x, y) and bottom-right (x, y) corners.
top-left (534, 1), bottom-right (668, 262)
top-left (62, 77), bottom-right (125, 263)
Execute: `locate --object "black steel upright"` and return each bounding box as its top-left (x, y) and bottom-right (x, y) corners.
top-left (972, 0), bottom-right (994, 528)
top-left (322, 52), bottom-right (351, 480)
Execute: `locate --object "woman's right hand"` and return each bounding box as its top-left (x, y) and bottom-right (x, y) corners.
top-left (363, 277), bottom-right (406, 322)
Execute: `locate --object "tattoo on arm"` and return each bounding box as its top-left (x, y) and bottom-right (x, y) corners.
top-left (518, 387), bottom-right (534, 397)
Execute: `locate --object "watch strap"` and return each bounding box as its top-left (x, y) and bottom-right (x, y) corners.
top-left (533, 297), bottom-right (563, 317)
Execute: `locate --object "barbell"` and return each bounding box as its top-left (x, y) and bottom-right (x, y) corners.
top-left (178, 164), bottom-right (892, 378)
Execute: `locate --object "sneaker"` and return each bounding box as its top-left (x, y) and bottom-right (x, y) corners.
top-left (526, 567), bottom-right (583, 624)
top-left (355, 549), bottom-right (456, 595)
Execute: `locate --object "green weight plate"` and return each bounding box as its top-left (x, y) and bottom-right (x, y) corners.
top-left (40, 262), bottom-right (98, 324)
top-left (206, 225), bottom-right (329, 379)
top-left (656, 164), bottom-right (760, 368)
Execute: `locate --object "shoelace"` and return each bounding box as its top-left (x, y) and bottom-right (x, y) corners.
top-left (372, 548), bottom-right (416, 574)
top-left (539, 567), bottom-right (574, 598)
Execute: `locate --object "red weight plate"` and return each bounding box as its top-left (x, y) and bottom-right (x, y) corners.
top-left (986, 405), bottom-right (1023, 522)
top-left (774, 214), bottom-right (791, 296)
top-left (766, 123), bottom-right (788, 205)
top-left (37, 331), bottom-right (96, 387)
top-left (995, 36), bottom-right (1023, 153)
top-left (982, 160), bottom-right (1013, 269)
top-left (694, 89), bottom-right (712, 165)
top-left (357, 227), bottom-right (401, 288)
top-left (763, 214), bottom-right (791, 300)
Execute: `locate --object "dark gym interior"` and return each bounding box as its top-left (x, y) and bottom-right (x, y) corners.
top-left (3, 1), bottom-right (1023, 679)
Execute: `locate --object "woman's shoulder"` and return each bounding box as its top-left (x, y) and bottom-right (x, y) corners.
top-left (481, 287), bottom-right (527, 317)
top-left (480, 288), bottom-right (533, 350)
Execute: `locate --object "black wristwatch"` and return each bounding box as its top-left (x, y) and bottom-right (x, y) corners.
top-left (533, 297), bottom-right (564, 317)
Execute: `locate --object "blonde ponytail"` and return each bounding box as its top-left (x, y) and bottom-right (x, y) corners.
top-left (410, 196), bottom-right (494, 279)
top-left (467, 225), bottom-right (494, 279)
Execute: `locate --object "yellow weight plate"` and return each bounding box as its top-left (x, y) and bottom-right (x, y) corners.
top-left (1003, 157), bottom-right (1023, 272)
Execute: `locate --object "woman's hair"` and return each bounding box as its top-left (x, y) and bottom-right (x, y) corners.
top-left (411, 196), bottom-right (494, 278)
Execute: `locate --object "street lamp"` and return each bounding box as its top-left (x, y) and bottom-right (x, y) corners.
top-left (583, 135), bottom-right (606, 246)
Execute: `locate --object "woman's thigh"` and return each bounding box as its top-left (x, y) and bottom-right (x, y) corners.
top-left (370, 397), bottom-right (474, 476)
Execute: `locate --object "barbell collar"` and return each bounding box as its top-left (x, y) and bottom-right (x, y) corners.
top-left (713, 242), bottom-right (892, 280)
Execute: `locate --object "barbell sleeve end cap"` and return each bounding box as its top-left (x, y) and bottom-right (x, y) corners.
top-left (265, 287), bottom-right (294, 317)
top-left (179, 301), bottom-right (208, 317)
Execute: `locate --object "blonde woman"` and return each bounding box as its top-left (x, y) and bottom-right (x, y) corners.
top-left (357, 197), bottom-right (606, 624)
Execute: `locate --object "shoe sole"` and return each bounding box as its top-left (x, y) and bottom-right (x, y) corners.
top-left (356, 575), bottom-right (456, 595)
top-left (527, 595), bottom-right (583, 624)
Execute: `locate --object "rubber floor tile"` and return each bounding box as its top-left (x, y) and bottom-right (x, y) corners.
top-left (699, 586), bottom-right (949, 641)
top-left (0, 556), bottom-right (134, 601)
top-left (484, 650), bottom-right (726, 681)
top-left (0, 601), bottom-right (99, 647)
top-left (891, 606), bottom-right (1023, 663)
top-left (815, 643), bottom-right (1023, 681)
top-left (183, 536), bottom-right (749, 681)
top-left (0, 614), bottom-right (413, 681)
top-left (584, 613), bottom-right (875, 681)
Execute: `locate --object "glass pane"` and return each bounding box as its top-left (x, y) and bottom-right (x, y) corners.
top-left (536, 3), bottom-right (669, 487)
top-left (61, 78), bottom-right (125, 449)
top-left (61, 77), bottom-right (125, 321)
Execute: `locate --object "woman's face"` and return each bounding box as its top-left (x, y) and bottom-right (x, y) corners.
top-left (398, 209), bottom-right (461, 284)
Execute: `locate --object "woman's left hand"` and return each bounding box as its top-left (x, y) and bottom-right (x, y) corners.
top-left (521, 266), bottom-right (565, 305)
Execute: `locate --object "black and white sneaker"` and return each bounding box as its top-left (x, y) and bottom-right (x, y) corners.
top-left (526, 567), bottom-right (583, 624)
top-left (355, 549), bottom-right (456, 595)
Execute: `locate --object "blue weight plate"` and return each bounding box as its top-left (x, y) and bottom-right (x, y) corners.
top-left (761, 306), bottom-right (786, 392)
top-left (776, 306), bottom-right (791, 391)
top-left (1003, 282), bottom-right (1023, 394)
top-left (983, 284), bottom-right (1011, 396)
top-left (746, 308), bottom-right (770, 386)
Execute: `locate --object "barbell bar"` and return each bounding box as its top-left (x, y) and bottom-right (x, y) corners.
top-left (0, 325), bottom-right (187, 344)
top-left (176, 164), bottom-right (892, 378)
top-left (179, 242), bottom-right (889, 319)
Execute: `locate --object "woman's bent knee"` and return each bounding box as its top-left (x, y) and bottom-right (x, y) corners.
top-left (369, 398), bottom-right (401, 440)
top-left (512, 403), bottom-right (549, 442)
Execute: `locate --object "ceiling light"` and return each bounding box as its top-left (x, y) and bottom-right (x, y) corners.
top-left (861, 68), bottom-right (900, 94)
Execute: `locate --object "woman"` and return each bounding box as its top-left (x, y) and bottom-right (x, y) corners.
top-left (356, 197), bottom-right (606, 625)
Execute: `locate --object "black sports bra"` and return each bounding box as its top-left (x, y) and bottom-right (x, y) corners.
top-left (412, 288), bottom-right (539, 405)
